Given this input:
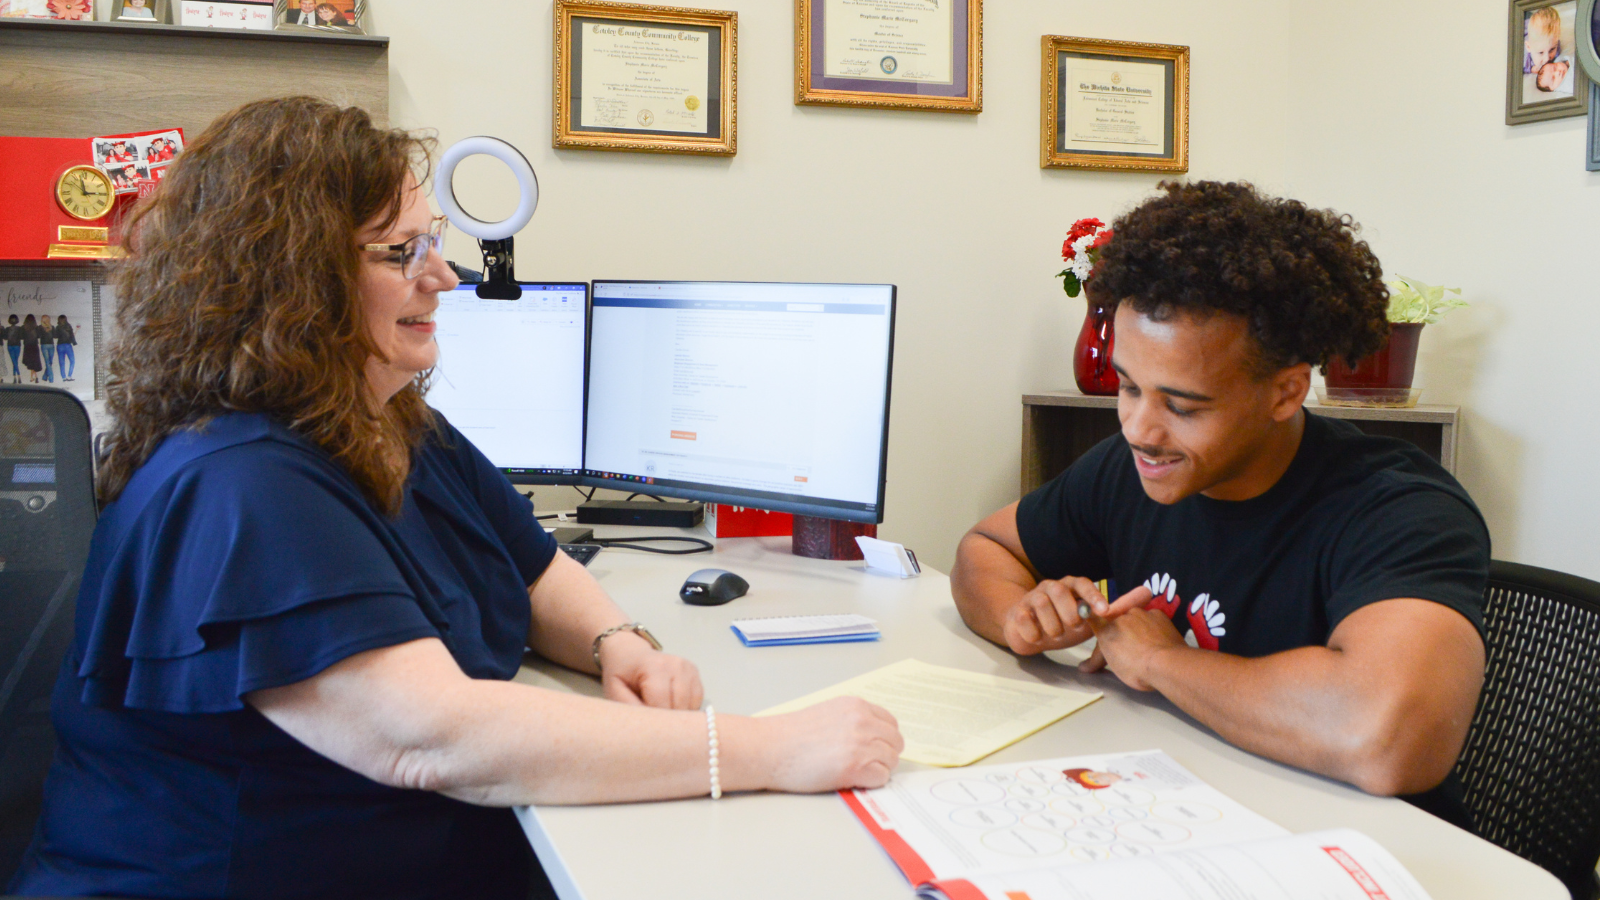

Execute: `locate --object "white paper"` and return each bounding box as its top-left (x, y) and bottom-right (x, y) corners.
top-left (933, 828), bottom-right (1433, 900)
top-left (3, 282), bottom-right (94, 403)
top-left (731, 614), bottom-right (878, 640)
top-left (578, 21), bottom-right (710, 134)
top-left (855, 750), bottom-right (1288, 882)
top-left (1060, 58), bottom-right (1167, 154)
top-left (823, 0), bottom-right (954, 85)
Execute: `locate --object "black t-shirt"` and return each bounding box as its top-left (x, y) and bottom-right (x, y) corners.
top-left (1015, 412), bottom-right (1489, 828)
top-left (1017, 411), bottom-right (1489, 654)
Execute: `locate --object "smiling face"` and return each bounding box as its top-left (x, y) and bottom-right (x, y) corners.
top-left (316, 4), bottom-right (336, 20)
top-left (355, 179), bottom-right (458, 404)
top-left (1111, 305), bottom-right (1310, 504)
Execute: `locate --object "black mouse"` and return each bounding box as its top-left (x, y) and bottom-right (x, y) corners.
top-left (680, 568), bottom-right (749, 606)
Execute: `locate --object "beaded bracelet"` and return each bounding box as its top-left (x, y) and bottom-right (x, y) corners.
top-left (705, 705), bottom-right (722, 800)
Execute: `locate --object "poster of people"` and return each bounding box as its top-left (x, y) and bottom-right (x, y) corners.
top-left (92, 128), bottom-right (184, 196)
top-left (3, 281), bottom-right (94, 403)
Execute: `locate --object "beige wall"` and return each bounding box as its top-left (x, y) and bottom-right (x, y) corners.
top-left (373, 0), bottom-right (1595, 580)
top-left (372, 0), bottom-right (1292, 571)
top-left (1284, 0), bottom-right (1600, 580)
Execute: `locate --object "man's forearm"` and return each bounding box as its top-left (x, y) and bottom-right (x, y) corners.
top-left (1137, 643), bottom-right (1459, 796)
top-left (950, 531), bottom-right (1034, 646)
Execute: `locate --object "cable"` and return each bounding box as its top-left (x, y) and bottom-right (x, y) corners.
top-left (579, 486), bottom-right (597, 502)
top-left (625, 493), bottom-right (668, 502)
top-left (584, 536), bottom-right (713, 555)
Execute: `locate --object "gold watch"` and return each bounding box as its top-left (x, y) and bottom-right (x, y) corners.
top-left (591, 622), bottom-right (662, 672)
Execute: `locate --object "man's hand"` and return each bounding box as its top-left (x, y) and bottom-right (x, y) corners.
top-left (1079, 596), bottom-right (1187, 691)
top-left (598, 632), bottom-right (704, 710)
top-left (1000, 576), bottom-right (1106, 654)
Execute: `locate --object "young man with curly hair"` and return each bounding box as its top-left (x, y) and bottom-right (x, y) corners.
top-left (951, 181), bottom-right (1489, 826)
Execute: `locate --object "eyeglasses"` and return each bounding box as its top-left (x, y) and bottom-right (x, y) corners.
top-left (361, 215), bottom-right (448, 280)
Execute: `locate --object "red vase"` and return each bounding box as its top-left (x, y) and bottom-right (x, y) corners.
top-left (1322, 323), bottom-right (1423, 406)
top-left (1073, 293), bottom-right (1119, 396)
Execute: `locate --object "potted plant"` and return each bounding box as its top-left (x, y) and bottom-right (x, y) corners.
top-left (1321, 276), bottom-right (1467, 407)
top-left (1058, 217), bottom-right (1118, 395)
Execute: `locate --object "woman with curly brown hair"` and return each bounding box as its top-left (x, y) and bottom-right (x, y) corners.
top-left (11, 97), bottom-right (901, 900)
top-left (952, 181), bottom-right (1489, 829)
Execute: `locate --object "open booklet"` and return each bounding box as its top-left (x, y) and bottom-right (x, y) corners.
top-left (842, 750), bottom-right (1433, 900)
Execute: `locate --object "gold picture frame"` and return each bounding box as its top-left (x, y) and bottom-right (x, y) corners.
top-left (554, 0), bottom-right (737, 156)
top-left (794, 0), bottom-right (982, 113)
top-left (1041, 36), bottom-right (1189, 173)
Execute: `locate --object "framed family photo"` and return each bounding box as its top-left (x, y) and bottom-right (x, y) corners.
top-left (111, 0), bottom-right (168, 22)
top-left (553, 0), bottom-right (736, 155)
top-left (794, 0), bottom-right (982, 113)
top-left (274, 0), bottom-right (363, 33)
top-left (1506, 0), bottom-right (1588, 125)
top-left (1041, 35), bottom-right (1189, 172)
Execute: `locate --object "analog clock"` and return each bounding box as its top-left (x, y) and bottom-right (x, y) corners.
top-left (55, 165), bottom-right (116, 222)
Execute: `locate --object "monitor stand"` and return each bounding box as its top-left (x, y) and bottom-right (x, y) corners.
top-left (791, 515), bottom-right (877, 560)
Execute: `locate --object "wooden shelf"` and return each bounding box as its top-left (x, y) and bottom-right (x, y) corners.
top-left (1020, 388), bottom-right (1460, 495)
top-left (0, 17), bottom-right (389, 139)
top-left (0, 17), bottom-right (387, 47)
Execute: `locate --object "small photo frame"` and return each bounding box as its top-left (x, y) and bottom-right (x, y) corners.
top-left (794, 0), bottom-right (982, 113)
top-left (554, 0), bottom-right (736, 156)
top-left (275, 0), bottom-right (363, 32)
top-left (111, 0), bottom-right (168, 21)
top-left (1507, 0), bottom-right (1588, 125)
top-left (1041, 35), bottom-right (1189, 173)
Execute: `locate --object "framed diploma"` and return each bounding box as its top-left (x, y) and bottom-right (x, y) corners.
top-left (1041, 36), bottom-right (1189, 173)
top-left (794, 0), bottom-right (981, 113)
top-left (554, 0), bottom-right (737, 155)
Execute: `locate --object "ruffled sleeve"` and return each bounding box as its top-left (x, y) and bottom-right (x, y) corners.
top-left (76, 416), bottom-right (442, 713)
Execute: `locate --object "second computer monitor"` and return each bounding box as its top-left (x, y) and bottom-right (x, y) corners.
top-left (585, 280), bottom-right (895, 523)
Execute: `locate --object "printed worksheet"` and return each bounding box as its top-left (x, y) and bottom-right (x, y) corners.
top-left (843, 750), bottom-right (1288, 884)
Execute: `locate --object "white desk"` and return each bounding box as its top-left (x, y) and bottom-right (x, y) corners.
top-left (512, 534), bottom-right (1565, 900)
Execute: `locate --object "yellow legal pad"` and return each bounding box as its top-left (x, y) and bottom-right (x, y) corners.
top-left (757, 659), bottom-right (1101, 767)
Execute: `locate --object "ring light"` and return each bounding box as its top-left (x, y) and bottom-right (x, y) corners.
top-left (435, 136), bottom-right (538, 241)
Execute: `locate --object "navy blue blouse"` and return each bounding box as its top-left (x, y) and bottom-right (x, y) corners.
top-left (11, 412), bottom-right (558, 900)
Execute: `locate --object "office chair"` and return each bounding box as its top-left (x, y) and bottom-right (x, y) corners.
top-left (0, 386), bottom-right (95, 886)
top-left (1453, 560), bottom-right (1600, 900)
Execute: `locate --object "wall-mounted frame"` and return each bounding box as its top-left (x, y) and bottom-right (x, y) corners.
top-left (554, 0), bottom-right (736, 155)
top-left (1507, 0), bottom-right (1588, 125)
top-left (1041, 36), bottom-right (1188, 172)
top-left (794, 0), bottom-right (981, 113)
top-left (110, 0), bottom-right (169, 23)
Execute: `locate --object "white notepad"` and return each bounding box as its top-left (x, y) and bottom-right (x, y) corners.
top-left (730, 614), bottom-right (880, 646)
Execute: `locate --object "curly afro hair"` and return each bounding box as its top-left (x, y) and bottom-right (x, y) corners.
top-left (1091, 181), bottom-right (1390, 373)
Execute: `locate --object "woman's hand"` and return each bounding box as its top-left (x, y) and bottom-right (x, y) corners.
top-left (598, 631), bottom-right (704, 710)
top-left (745, 697), bottom-right (904, 792)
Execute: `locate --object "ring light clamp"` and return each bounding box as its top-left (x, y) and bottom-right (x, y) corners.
top-left (434, 136), bottom-right (539, 300)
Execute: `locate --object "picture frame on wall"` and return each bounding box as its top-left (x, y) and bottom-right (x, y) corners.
top-left (274, 0), bottom-right (364, 33)
top-left (1041, 35), bottom-right (1189, 173)
top-left (553, 0), bottom-right (737, 156)
top-left (1506, 0), bottom-right (1588, 125)
top-left (110, 0), bottom-right (169, 22)
top-left (793, 0), bottom-right (982, 113)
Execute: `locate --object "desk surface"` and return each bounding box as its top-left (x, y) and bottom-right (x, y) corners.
top-left (513, 533), bottom-right (1564, 900)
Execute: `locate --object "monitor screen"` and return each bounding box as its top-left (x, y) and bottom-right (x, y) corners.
top-left (585, 280), bottom-right (895, 522)
top-left (427, 283), bottom-right (588, 483)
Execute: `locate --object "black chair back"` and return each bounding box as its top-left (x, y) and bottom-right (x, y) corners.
top-left (0, 386), bottom-right (95, 886)
top-left (1454, 560), bottom-right (1600, 900)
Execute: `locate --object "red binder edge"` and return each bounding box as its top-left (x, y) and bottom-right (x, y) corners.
top-left (838, 788), bottom-right (936, 886)
top-left (929, 879), bottom-right (989, 900)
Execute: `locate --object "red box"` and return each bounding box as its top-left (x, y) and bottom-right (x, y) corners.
top-left (705, 505), bottom-right (793, 538)
top-left (0, 136), bottom-right (105, 261)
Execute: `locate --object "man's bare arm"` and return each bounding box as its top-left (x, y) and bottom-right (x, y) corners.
top-left (950, 502), bottom-right (1122, 655)
top-left (1087, 599), bottom-right (1485, 795)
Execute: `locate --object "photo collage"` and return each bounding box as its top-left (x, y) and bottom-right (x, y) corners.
top-left (91, 128), bottom-right (184, 197)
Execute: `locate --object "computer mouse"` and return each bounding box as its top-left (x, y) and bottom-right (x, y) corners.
top-left (680, 568), bottom-right (749, 606)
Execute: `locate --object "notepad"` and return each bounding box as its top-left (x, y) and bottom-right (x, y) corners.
top-left (758, 659), bottom-right (1101, 766)
top-left (730, 614), bottom-right (881, 646)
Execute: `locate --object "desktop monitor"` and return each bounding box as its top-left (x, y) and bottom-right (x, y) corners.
top-left (427, 282), bottom-right (589, 484)
top-left (584, 280), bottom-right (896, 523)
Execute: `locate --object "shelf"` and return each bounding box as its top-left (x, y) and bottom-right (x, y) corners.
top-left (1020, 387), bottom-right (1460, 495)
top-left (0, 16), bottom-right (386, 47)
